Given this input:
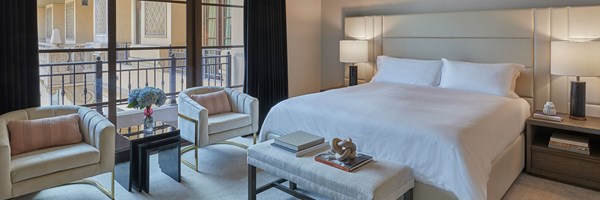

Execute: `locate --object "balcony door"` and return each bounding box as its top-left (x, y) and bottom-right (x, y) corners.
top-left (37, 0), bottom-right (189, 124)
top-left (36, 0), bottom-right (243, 125)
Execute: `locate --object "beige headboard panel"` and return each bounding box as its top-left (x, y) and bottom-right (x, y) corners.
top-left (344, 9), bottom-right (548, 110)
top-left (345, 6), bottom-right (600, 116)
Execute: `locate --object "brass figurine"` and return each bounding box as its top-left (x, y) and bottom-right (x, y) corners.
top-left (331, 137), bottom-right (357, 161)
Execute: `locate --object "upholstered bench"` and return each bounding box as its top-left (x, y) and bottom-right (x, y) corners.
top-left (247, 141), bottom-right (414, 200)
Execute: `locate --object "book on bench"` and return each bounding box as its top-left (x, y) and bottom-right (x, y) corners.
top-left (315, 152), bottom-right (373, 172)
top-left (271, 142), bottom-right (330, 157)
top-left (274, 131), bottom-right (325, 151)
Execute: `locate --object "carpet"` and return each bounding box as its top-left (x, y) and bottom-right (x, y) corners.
top-left (14, 137), bottom-right (600, 200)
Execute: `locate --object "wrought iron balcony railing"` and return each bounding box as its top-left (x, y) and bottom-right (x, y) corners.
top-left (38, 46), bottom-right (241, 115)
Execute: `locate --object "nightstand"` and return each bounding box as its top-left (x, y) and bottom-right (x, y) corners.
top-left (526, 113), bottom-right (600, 191)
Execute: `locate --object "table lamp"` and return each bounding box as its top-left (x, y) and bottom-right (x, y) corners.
top-left (551, 41), bottom-right (600, 120)
top-left (340, 40), bottom-right (368, 86)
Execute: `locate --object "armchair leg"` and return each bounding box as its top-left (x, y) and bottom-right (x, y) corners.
top-left (178, 112), bottom-right (200, 172)
top-left (66, 170), bottom-right (115, 199)
top-left (182, 134), bottom-right (254, 173)
top-left (111, 170), bottom-right (114, 199)
top-left (213, 132), bottom-right (258, 149)
top-left (181, 145), bottom-right (199, 172)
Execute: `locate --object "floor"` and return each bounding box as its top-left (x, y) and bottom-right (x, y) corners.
top-left (15, 137), bottom-right (600, 200)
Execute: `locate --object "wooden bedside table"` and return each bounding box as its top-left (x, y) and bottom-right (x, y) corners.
top-left (526, 113), bottom-right (600, 191)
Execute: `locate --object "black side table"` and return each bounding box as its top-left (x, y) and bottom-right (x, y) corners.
top-left (115, 122), bottom-right (181, 193)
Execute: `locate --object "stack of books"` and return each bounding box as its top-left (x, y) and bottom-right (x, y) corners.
top-left (272, 131), bottom-right (329, 157)
top-left (315, 152), bottom-right (373, 172)
top-left (548, 133), bottom-right (590, 155)
top-left (533, 111), bottom-right (563, 122)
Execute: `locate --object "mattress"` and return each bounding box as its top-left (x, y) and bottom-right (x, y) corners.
top-left (259, 82), bottom-right (531, 200)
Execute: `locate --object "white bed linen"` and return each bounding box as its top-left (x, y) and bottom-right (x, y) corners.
top-left (259, 82), bottom-right (530, 200)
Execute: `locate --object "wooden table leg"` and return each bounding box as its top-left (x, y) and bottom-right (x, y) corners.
top-left (248, 164), bottom-right (257, 200)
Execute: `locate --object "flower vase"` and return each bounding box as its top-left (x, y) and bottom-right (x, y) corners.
top-left (143, 106), bottom-right (154, 133)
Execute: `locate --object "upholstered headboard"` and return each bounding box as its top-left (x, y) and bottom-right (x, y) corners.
top-left (344, 9), bottom-right (544, 110)
top-left (344, 7), bottom-right (600, 115)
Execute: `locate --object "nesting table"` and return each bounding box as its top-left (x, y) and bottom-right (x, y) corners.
top-left (115, 122), bottom-right (181, 193)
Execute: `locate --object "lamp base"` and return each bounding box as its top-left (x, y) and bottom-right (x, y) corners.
top-left (569, 116), bottom-right (587, 121)
top-left (569, 81), bottom-right (586, 121)
top-left (349, 65), bottom-right (358, 86)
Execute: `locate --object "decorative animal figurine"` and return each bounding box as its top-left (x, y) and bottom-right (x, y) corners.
top-left (543, 102), bottom-right (557, 116)
top-left (331, 137), bottom-right (357, 162)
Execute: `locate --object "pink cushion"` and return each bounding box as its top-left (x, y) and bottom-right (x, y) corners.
top-left (8, 114), bottom-right (83, 156)
top-left (190, 90), bottom-right (232, 115)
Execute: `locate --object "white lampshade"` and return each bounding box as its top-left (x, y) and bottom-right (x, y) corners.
top-left (340, 40), bottom-right (368, 64)
top-left (50, 29), bottom-right (62, 44)
top-left (551, 41), bottom-right (600, 77)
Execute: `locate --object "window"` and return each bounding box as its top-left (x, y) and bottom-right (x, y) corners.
top-left (45, 7), bottom-right (52, 41)
top-left (201, 0), bottom-right (244, 88)
top-left (65, 2), bottom-right (75, 42)
top-left (36, 0), bottom-right (189, 123)
top-left (35, 0), bottom-right (243, 123)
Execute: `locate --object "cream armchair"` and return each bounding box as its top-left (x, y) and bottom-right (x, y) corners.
top-left (178, 86), bottom-right (258, 172)
top-left (0, 106), bottom-right (115, 199)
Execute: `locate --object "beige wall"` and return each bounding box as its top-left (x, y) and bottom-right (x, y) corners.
top-left (47, 3), bottom-right (66, 43)
top-left (170, 3), bottom-right (186, 46)
top-left (286, 0), bottom-right (322, 97)
top-left (137, 2), bottom-right (186, 46)
top-left (140, 2), bottom-right (171, 45)
top-left (320, 0), bottom-right (600, 89)
top-left (116, 0), bottom-right (132, 43)
top-left (66, 0), bottom-right (94, 43)
top-left (37, 8), bottom-right (46, 42)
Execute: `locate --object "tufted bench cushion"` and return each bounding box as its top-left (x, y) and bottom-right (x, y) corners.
top-left (248, 141), bottom-right (414, 200)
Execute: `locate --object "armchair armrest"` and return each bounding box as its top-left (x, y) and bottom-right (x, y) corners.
top-left (0, 119), bottom-right (12, 199)
top-left (178, 93), bottom-right (209, 147)
top-left (226, 89), bottom-right (259, 133)
top-left (79, 108), bottom-right (115, 172)
top-left (94, 119), bottom-right (115, 172)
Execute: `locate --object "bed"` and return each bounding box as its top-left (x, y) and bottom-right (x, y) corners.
top-left (261, 8), bottom-right (550, 200)
top-left (259, 82), bottom-right (530, 200)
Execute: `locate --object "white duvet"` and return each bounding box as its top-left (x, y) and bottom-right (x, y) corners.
top-left (259, 82), bottom-right (530, 200)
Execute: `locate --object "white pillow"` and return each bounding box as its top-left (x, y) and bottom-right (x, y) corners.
top-left (439, 58), bottom-right (524, 98)
top-left (372, 56), bottom-right (443, 86)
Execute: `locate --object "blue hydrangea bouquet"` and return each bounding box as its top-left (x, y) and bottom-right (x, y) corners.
top-left (127, 87), bottom-right (167, 109)
top-left (127, 87), bottom-right (167, 132)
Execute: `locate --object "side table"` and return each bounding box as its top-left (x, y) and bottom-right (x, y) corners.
top-left (115, 122), bottom-right (181, 193)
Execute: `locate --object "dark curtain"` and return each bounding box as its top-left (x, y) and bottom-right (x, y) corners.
top-left (0, 0), bottom-right (40, 115)
top-left (244, 0), bottom-right (288, 127)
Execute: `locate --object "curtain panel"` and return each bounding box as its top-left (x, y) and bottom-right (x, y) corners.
top-left (243, 0), bottom-right (288, 127)
top-left (0, 0), bottom-right (40, 114)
